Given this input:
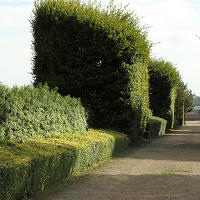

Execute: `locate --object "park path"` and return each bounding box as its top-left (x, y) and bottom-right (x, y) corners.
top-left (33, 121), bottom-right (200, 200)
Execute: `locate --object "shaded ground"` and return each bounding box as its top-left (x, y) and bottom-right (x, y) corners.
top-left (31, 121), bottom-right (200, 200)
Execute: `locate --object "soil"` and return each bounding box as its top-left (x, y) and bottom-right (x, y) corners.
top-left (30, 121), bottom-right (200, 200)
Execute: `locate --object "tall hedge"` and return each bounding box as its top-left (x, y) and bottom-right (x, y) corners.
top-left (148, 58), bottom-right (181, 129)
top-left (175, 87), bottom-right (185, 126)
top-left (31, 0), bottom-right (151, 138)
top-left (175, 84), bottom-right (194, 126)
top-left (184, 87), bottom-right (194, 113)
top-left (0, 84), bottom-right (87, 140)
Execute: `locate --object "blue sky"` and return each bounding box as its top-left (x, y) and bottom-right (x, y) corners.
top-left (0, 1), bottom-right (32, 6)
top-left (0, 0), bottom-right (200, 95)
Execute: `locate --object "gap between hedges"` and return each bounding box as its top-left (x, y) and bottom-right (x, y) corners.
top-left (0, 129), bottom-right (129, 200)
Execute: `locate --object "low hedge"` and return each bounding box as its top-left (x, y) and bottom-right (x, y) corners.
top-left (0, 129), bottom-right (129, 200)
top-left (145, 116), bottom-right (167, 139)
top-left (0, 84), bottom-right (87, 140)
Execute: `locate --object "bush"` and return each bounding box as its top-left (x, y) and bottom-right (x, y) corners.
top-left (145, 116), bottom-right (167, 139)
top-left (148, 58), bottom-right (181, 129)
top-left (0, 129), bottom-right (129, 200)
top-left (31, 0), bottom-right (151, 138)
top-left (0, 84), bottom-right (87, 140)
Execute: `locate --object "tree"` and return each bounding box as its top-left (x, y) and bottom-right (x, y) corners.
top-left (184, 88), bottom-right (194, 113)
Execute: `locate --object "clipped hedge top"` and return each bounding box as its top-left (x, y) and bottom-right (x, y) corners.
top-left (149, 58), bottom-right (181, 89)
top-left (0, 129), bottom-right (129, 168)
top-left (0, 84), bottom-right (87, 140)
top-left (34, 0), bottom-right (151, 63)
top-left (148, 116), bottom-right (167, 124)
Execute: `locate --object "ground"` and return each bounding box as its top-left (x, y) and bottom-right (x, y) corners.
top-left (30, 121), bottom-right (200, 200)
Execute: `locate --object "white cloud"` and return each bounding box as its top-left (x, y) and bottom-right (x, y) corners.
top-left (0, 4), bottom-right (33, 87)
top-left (126, 0), bottom-right (200, 95)
top-left (0, 5), bottom-right (33, 28)
top-left (106, 0), bottom-right (200, 95)
top-left (0, 0), bottom-right (200, 95)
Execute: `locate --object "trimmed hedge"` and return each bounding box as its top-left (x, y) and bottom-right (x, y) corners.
top-left (148, 58), bottom-right (181, 129)
top-left (0, 84), bottom-right (87, 140)
top-left (31, 0), bottom-right (151, 138)
top-left (184, 87), bottom-right (194, 113)
top-left (145, 116), bottom-right (167, 139)
top-left (0, 129), bottom-right (129, 200)
top-left (175, 84), bottom-right (194, 126)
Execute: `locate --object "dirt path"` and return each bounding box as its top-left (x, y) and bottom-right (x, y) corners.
top-left (33, 121), bottom-right (200, 200)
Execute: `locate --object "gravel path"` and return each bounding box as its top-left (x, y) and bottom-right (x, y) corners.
top-left (32, 121), bottom-right (200, 200)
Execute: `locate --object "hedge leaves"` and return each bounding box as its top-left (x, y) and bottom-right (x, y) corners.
top-left (31, 0), bottom-right (151, 138)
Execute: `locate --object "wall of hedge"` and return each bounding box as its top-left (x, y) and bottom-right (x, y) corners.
top-left (0, 84), bottom-right (87, 140)
top-left (31, 0), bottom-right (151, 138)
top-left (148, 58), bottom-right (181, 129)
top-left (0, 129), bottom-right (129, 200)
top-left (175, 87), bottom-right (185, 126)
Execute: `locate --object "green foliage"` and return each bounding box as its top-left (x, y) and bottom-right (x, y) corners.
top-left (31, 0), bottom-right (151, 138)
top-left (184, 89), bottom-right (194, 113)
top-left (145, 116), bottom-right (167, 139)
top-left (148, 58), bottom-right (182, 129)
top-left (175, 87), bottom-right (185, 126)
top-left (170, 87), bottom-right (177, 128)
top-left (0, 129), bottom-right (129, 200)
top-left (0, 83), bottom-right (87, 140)
top-left (175, 83), bottom-right (194, 126)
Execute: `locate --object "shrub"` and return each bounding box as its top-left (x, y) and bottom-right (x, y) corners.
top-left (31, 0), bottom-right (151, 139)
top-left (145, 116), bottom-right (167, 139)
top-left (148, 58), bottom-right (181, 129)
top-left (0, 83), bottom-right (87, 140)
top-left (0, 129), bottom-right (129, 200)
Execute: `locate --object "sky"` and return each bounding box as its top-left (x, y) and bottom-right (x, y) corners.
top-left (0, 0), bottom-right (200, 95)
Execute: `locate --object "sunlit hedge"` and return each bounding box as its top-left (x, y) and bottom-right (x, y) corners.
top-left (175, 87), bottom-right (185, 126)
top-left (0, 84), bottom-right (87, 140)
top-left (145, 116), bottom-right (167, 139)
top-left (31, 0), bottom-right (151, 139)
top-left (0, 129), bottom-right (129, 200)
top-left (148, 58), bottom-right (181, 129)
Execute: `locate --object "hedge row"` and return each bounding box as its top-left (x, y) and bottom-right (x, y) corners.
top-left (175, 84), bottom-right (194, 126)
top-left (145, 116), bottom-right (167, 139)
top-left (175, 87), bottom-right (185, 126)
top-left (31, 0), bottom-right (151, 138)
top-left (148, 58), bottom-right (182, 129)
top-left (0, 129), bottom-right (129, 200)
top-left (0, 84), bottom-right (87, 140)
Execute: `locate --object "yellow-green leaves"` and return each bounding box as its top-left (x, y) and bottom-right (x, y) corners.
top-left (0, 83), bottom-right (88, 141)
top-left (0, 129), bottom-right (129, 199)
top-left (31, 0), bottom-right (151, 139)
